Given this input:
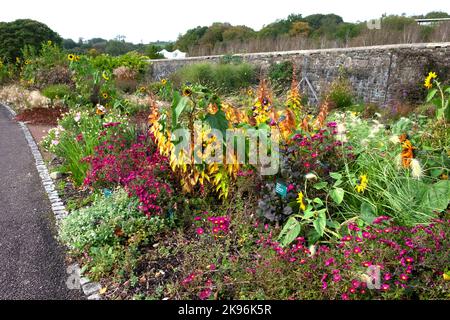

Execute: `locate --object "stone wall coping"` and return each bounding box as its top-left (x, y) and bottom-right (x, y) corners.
top-left (149, 42), bottom-right (450, 63)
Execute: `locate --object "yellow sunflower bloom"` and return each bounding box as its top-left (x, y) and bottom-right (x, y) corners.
top-left (424, 72), bottom-right (437, 89)
top-left (182, 87), bottom-right (192, 97)
top-left (161, 79), bottom-right (167, 85)
top-left (68, 54), bottom-right (75, 61)
top-left (102, 92), bottom-right (109, 99)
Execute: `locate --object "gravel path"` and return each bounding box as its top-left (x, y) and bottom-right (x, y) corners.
top-left (0, 105), bottom-right (82, 300)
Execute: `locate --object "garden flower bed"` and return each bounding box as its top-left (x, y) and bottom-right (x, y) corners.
top-left (1, 42), bottom-right (449, 300)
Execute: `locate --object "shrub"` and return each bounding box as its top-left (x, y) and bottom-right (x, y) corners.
top-left (0, 19), bottom-right (62, 62)
top-left (268, 60), bottom-right (293, 89)
top-left (172, 62), bottom-right (257, 94)
top-left (42, 84), bottom-right (72, 103)
top-left (326, 77), bottom-right (354, 109)
top-left (113, 66), bottom-right (138, 92)
top-left (59, 188), bottom-right (167, 280)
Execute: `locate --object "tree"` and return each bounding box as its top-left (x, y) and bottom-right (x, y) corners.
top-left (222, 25), bottom-right (256, 41)
top-left (62, 38), bottom-right (77, 50)
top-left (0, 19), bottom-right (62, 62)
top-left (145, 44), bottom-right (164, 59)
top-left (289, 21), bottom-right (311, 37)
top-left (175, 26), bottom-right (208, 51)
top-left (425, 11), bottom-right (450, 19)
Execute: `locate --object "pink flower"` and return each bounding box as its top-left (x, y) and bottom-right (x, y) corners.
top-left (325, 258), bottom-right (335, 266)
top-left (333, 274), bottom-right (342, 282)
top-left (351, 280), bottom-right (360, 288)
top-left (373, 216), bottom-right (390, 224)
top-left (362, 232), bottom-right (371, 239)
top-left (209, 264), bottom-right (216, 271)
top-left (349, 287), bottom-right (356, 294)
top-left (287, 184), bottom-right (295, 192)
top-left (341, 293), bottom-right (349, 300)
top-left (381, 284), bottom-right (390, 291)
top-left (199, 288), bottom-right (212, 300)
top-left (405, 257), bottom-right (414, 264)
top-left (194, 216), bottom-right (202, 221)
top-left (362, 261), bottom-right (372, 268)
top-left (196, 228), bottom-right (204, 235)
top-left (383, 273), bottom-right (392, 281)
top-left (353, 247), bottom-right (362, 254)
top-left (399, 274), bottom-right (409, 281)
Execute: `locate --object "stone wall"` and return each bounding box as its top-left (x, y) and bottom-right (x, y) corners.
top-left (147, 43), bottom-right (450, 106)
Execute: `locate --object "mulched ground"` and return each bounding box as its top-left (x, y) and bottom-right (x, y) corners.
top-left (15, 107), bottom-right (67, 126)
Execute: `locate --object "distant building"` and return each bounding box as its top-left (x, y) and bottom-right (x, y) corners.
top-left (157, 49), bottom-right (187, 59)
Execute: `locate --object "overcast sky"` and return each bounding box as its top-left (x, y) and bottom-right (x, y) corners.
top-left (2, 0), bottom-right (450, 43)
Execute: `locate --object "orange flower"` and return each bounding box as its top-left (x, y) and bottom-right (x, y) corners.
top-left (401, 139), bottom-right (416, 168)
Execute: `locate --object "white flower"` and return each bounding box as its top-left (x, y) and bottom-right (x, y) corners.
top-left (74, 112), bottom-right (81, 122)
top-left (305, 173), bottom-right (318, 180)
top-left (410, 159), bottom-right (423, 179)
top-left (389, 135), bottom-right (400, 144)
top-left (51, 140), bottom-right (59, 146)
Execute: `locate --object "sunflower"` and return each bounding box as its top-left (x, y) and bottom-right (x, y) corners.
top-left (47, 40), bottom-right (52, 46)
top-left (355, 174), bottom-right (368, 193)
top-left (424, 72), bottom-right (437, 89)
top-left (139, 86), bottom-right (146, 93)
top-left (161, 79), bottom-right (167, 85)
top-left (67, 54), bottom-right (75, 61)
top-left (102, 92), bottom-right (109, 99)
top-left (24, 60), bottom-right (31, 65)
top-left (75, 55), bottom-right (80, 62)
top-left (182, 87), bottom-right (192, 97)
top-left (297, 192), bottom-right (306, 211)
top-left (16, 57), bottom-right (21, 64)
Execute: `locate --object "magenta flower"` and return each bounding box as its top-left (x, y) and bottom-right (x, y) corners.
top-left (325, 258), bottom-right (335, 266)
top-left (351, 280), bottom-right (360, 288)
top-left (199, 288), bottom-right (212, 300)
top-left (405, 257), bottom-right (414, 264)
top-left (353, 247), bottom-right (362, 254)
top-left (333, 274), bottom-right (342, 282)
top-left (341, 293), bottom-right (349, 300)
top-left (196, 228), bottom-right (204, 235)
top-left (362, 232), bottom-right (371, 239)
top-left (381, 284), bottom-right (390, 291)
top-left (383, 273), bottom-right (392, 281)
top-left (399, 274), bottom-right (409, 281)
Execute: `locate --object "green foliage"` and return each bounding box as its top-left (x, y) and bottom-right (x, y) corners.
top-left (59, 189), bottom-right (166, 280)
top-left (268, 61), bottom-right (293, 89)
top-left (0, 19), bottom-right (62, 62)
top-left (327, 76), bottom-right (354, 109)
top-left (42, 109), bottom-right (131, 186)
top-left (42, 84), bottom-right (72, 103)
top-left (91, 51), bottom-right (149, 75)
top-left (172, 62), bottom-right (257, 94)
top-left (145, 44), bottom-right (164, 59)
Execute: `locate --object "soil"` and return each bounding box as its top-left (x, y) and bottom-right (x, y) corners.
top-left (15, 107), bottom-right (67, 126)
